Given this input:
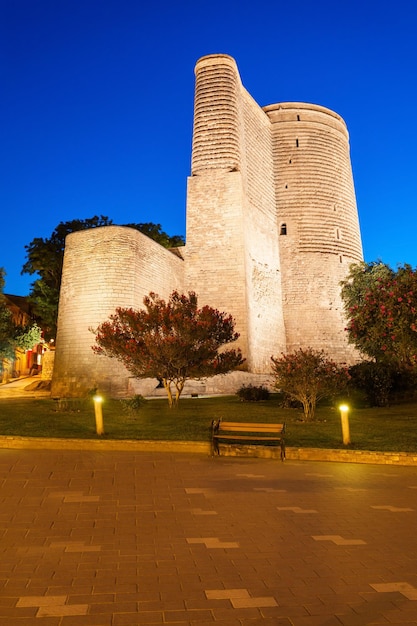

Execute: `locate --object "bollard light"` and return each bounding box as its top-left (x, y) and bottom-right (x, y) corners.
top-left (339, 404), bottom-right (350, 445)
top-left (93, 395), bottom-right (104, 436)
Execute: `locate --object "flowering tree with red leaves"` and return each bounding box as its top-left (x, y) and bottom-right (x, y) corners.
top-left (341, 262), bottom-right (417, 369)
top-left (92, 291), bottom-right (244, 407)
top-left (271, 348), bottom-right (350, 421)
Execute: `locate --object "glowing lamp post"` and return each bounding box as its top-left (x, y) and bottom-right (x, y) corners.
top-left (339, 404), bottom-right (350, 445)
top-left (93, 395), bottom-right (104, 436)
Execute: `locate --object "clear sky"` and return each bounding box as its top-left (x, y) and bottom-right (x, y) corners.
top-left (1, 0), bottom-right (416, 295)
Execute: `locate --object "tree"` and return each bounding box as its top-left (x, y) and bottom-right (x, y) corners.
top-left (341, 262), bottom-right (417, 369)
top-left (0, 269), bottom-right (43, 378)
top-left (124, 222), bottom-right (185, 248)
top-left (271, 348), bottom-right (350, 421)
top-left (13, 322), bottom-right (42, 351)
top-left (92, 291), bottom-right (244, 407)
top-left (0, 269), bottom-right (15, 366)
top-left (22, 216), bottom-right (185, 340)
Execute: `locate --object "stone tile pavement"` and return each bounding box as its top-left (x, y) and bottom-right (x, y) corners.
top-left (1, 448), bottom-right (417, 625)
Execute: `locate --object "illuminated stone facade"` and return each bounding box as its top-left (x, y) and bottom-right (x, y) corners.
top-left (51, 54), bottom-right (363, 397)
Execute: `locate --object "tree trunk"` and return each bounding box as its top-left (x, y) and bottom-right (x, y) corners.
top-left (173, 378), bottom-right (186, 407)
top-left (162, 378), bottom-right (174, 409)
top-left (302, 397), bottom-right (316, 421)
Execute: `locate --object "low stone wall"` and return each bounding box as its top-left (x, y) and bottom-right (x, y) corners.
top-left (288, 447), bottom-right (417, 466)
top-left (41, 350), bottom-right (55, 380)
top-left (1, 436), bottom-right (417, 466)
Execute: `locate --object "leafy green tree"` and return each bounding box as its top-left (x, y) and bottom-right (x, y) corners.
top-left (341, 262), bottom-right (417, 369)
top-left (13, 322), bottom-right (42, 351)
top-left (22, 216), bottom-right (185, 340)
top-left (0, 269), bottom-right (15, 367)
top-left (92, 291), bottom-right (244, 408)
top-left (271, 348), bottom-right (350, 421)
top-left (124, 222), bottom-right (184, 248)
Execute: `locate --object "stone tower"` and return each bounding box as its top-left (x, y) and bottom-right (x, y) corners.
top-left (185, 54), bottom-right (287, 373)
top-left (51, 54), bottom-right (363, 398)
top-left (185, 54), bottom-right (362, 368)
top-left (51, 226), bottom-right (184, 397)
top-left (265, 101), bottom-right (363, 361)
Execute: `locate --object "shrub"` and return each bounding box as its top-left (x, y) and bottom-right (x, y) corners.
top-left (120, 394), bottom-right (147, 414)
top-left (271, 348), bottom-right (350, 421)
top-left (236, 384), bottom-right (270, 402)
top-left (349, 361), bottom-right (417, 407)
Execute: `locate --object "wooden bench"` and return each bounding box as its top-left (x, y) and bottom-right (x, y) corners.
top-left (211, 419), bottom-right (286, 461)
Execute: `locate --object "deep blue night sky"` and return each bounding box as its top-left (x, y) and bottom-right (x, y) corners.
top-left (1, 0), bottom-right (416, 295)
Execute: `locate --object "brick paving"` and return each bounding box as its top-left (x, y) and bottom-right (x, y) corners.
top-left (1, 449), bottom-right (417, 625)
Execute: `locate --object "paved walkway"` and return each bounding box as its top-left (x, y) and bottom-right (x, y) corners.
top-left (0, 376), bottom-right (50, 399)
top-left (1, 448), bottom-right (417, 625)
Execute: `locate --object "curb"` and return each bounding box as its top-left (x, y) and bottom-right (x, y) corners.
top-left (1, 435), bottom-right (417, 466)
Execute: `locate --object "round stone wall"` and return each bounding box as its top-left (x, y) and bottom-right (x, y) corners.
top-left (191, 54), bottom-right (242, 174)
top-left (51, 225), bottom-right (184, 398)
top-left (265, 102), bottom-right (363, 362)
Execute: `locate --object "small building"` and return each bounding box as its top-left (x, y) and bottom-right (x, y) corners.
top-left (2, 294), bottom-right (46, 381)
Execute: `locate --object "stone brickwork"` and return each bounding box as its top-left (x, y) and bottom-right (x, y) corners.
top-left (51, 54), bottom-right (363, 397)
top-left (266, 102), bottom-right (362, 360)
top-left (185, 55), bottom-right (287, 373)
top-left (51, 226), bottom-right (183, 397)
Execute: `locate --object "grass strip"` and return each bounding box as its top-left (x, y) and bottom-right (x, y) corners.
top-left (1, 394), bottom-right (417, 453)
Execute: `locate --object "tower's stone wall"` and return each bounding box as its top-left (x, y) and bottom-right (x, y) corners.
top-left (265, 102), bottom-right (362, 361)
top-left (185, 54), bottom-right (287, 372)
top-left (51, 54), bottom-right (363, 397)
top-left (51, 226), bottom-right (184, 397)
top-left (185, 55), bottom-right (249, 359)
top-left (240, 83), bottom-right (287, 371)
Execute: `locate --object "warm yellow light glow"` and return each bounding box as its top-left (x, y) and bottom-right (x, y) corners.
top-left (339, 404), bottom-right (350, 445)
top-left (93, 395), bottom-right (104, 435)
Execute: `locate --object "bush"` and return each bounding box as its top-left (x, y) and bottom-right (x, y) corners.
top-left (120, 394), bottom-right (147, 414)
top-left (348, 361), bottom-right (417, 407)
top-left (348, 362), bottom-right (393, 407)
top-left (271, 348), bottom-right (350, 421)
top-left (236, 385), bottom-right (270, 402)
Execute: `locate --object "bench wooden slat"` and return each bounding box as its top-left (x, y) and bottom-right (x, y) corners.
top-left (214, 435), bottom-right (282, 441)
top-left (211, 419), bottom-right (286, 461)
top-left (218, 423), bottom-right (284, 433)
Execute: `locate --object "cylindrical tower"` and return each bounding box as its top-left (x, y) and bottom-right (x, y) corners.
top-left (191, 54), bottom-right (242, 175)
top-left (185, 54), bottom-right (249, 360)
top-left (51, 226), bottom-right (184, 397)
top-left (186, 54), bottom-right (287, 372)
top-left (265, 102), bottom-right (363, 362)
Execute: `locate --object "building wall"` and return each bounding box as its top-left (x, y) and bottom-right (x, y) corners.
top-left (185, 55), bottom-right (249, 359)
top-left (51, 226), bottom-right (184, 397)
top-left (240, 87), bottom-right (287, 371)
top-left (185, 54), bottom-right (287, 372)
top-left (265, 102), bottom-right (363, 361)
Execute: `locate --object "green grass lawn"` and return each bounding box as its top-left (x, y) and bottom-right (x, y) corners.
top-left (1, 393), bottom-right (417, 452)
